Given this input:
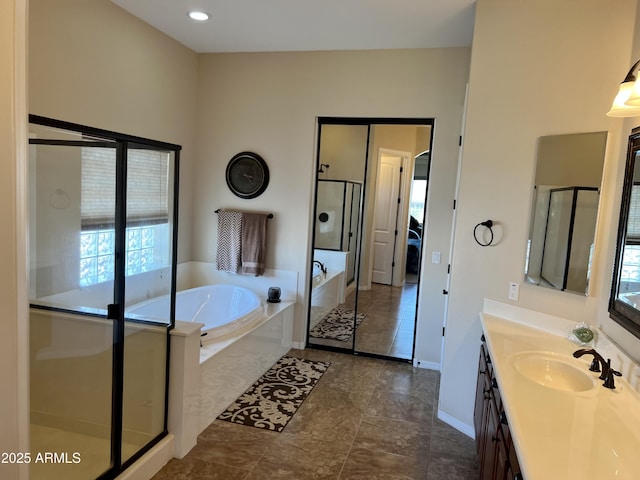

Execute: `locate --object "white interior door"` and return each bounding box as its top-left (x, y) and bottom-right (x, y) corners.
top-left (372, 155), bottom-right (402, 285)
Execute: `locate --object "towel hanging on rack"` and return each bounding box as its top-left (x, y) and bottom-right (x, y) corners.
top-left (215, 209), bottom-right (273, 219)
top-left (215, 210), bottom-right (243, 273)
top-left (241, 213), bottom-right (269, 276)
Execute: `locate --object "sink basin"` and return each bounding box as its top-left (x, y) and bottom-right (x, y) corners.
top-left (511, 352), bottom-right (597, 392)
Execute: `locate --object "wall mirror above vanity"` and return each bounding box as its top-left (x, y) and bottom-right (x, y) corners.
top-left (525, 132), bottom-right (608, 295)
top-left (610, 127), bottom-right (640, 339)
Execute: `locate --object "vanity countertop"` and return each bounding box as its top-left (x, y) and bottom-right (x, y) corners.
top-left (480, 310), bottom-right (640, 480)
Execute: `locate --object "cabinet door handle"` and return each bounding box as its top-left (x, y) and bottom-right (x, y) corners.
top-left (514, 474), bottom-right (523, 480)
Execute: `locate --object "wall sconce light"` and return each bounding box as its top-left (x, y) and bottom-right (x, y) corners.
top-left (318, 163), bottom-right (330, 173)
top-left (607, 59), bottom-right (640, 117)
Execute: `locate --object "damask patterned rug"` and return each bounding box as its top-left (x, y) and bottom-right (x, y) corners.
top-left (308, 307), bottom-right (366, 341)
top-left (217, 356), bottom-right (331, 432)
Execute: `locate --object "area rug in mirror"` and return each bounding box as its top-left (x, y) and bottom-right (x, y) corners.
top-left (217, 355), bottom-right (330, 432)
top-left (309, 307), bottom-right (366, 341)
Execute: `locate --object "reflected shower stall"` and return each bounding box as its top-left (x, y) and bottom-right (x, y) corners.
top-left (314, 179), bottom-right (362, 285)
top-left (28, 116), bottom-right (180, 480)
top-left (530, 186), bottom-right (598, 292)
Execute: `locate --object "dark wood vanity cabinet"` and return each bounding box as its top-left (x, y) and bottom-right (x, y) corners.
top-left (474, 338), bottom-right (523, 480)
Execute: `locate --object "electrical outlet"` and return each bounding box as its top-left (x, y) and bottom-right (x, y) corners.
top-left (509, 282), bottom-right (520, 301)
top-left (432, 251), bottom-right (441, 264)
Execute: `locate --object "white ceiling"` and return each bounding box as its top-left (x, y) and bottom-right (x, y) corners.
top-left (110, 0), bottom-right (476, 53)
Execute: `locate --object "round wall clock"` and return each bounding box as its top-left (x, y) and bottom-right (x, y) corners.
top-left (225, 151), bottom-right (270, 199)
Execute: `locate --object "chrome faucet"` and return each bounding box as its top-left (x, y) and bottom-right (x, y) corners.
top-left (313, 260), bottom-right (327, 276)
top-left (573, 348), bottom-right (622, 389)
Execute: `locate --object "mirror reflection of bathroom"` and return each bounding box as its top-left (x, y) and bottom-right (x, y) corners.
top-left (525, 131), bottom-right (607, 295)
top-left (309, 123), bottom-right (367, 352)
top-left (308, 119), bottom-right (434, 361)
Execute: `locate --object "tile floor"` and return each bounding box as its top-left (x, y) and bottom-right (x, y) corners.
top-left (354, 283), bottom-right (417, 359)
top-left (152, 349), bottom-right (478, 480)
top-left (310, 282), bottom-right (417, 360)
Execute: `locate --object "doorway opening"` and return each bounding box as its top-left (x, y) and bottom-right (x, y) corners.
top-left (371, 149), bottom-right (412, 287)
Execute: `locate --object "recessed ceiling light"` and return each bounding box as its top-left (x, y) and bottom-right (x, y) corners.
top-left (188, 10), bottom-right (210, 21)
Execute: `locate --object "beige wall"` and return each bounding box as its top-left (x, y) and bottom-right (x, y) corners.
top-left (318, 124), bottom-right (368, 183)
top-left (194, 48), bottom-right (470, 345)
top-left (29, 0), bottom-right (198, 264)
top-left (441, 0), bottom-right (640, 432)
top-left (535, 132), bottom-right (607, 187)
top-left (1, 0), bottom-right (28, 479)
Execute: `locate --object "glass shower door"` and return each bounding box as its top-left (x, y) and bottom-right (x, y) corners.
top-left (29, 124), bottom-right (118, 480)
top-left (121, 144), bottom-right (176, 464)
top-left (28, 116), bottom-right (180, 479)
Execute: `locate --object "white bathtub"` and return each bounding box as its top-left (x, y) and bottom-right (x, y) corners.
top-left (127, 284), bottom-right (264, 341)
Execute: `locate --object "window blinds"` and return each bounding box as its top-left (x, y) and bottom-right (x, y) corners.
top-left (81, 147), bottom-right (170, 228)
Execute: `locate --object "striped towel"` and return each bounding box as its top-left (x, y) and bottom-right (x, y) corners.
top-left (215, 211), bottom-right (243, 273)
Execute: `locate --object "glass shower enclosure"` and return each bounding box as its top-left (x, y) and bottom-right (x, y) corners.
top-left (28, 115), bottom-right (180, 480)
top-left (314, 179), bottom-right (362, 284)
top-left (537, 186), bottom-right (599, 292)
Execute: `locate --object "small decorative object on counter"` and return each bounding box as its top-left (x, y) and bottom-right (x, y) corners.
top-left (568, 322), bottom-right (595, 346)
top-left (267, 286), bottom-right (281, 303)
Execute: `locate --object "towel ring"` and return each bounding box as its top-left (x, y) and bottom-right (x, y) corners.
top-left (473, 220), bottom-right (494, 247)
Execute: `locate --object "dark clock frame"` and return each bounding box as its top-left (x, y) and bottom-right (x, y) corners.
top-left (225, 151), bottom-right (270, 199)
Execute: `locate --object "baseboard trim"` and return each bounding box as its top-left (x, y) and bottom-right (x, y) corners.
top-left (413, 359), bottom-right (440, 370)
top-left (291, 341), bottom-right (306, 350)
top-left (436, 409), bottom-right (475, 439)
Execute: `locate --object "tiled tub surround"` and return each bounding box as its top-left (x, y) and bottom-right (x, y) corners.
top-left (169, 300), bottom-right (294, 459)
top-left (310, 270), bottom-right (345, 330)
top-left (313, 249), bottom-right (353, 300)
top-left (481, 298), bottom-right (640, 480)
top-left (310, 250), bottom-right (350, 331)
top-left (168, 263), bottom-right (297, 459)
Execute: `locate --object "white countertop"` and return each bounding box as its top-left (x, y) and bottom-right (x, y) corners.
top-left (480, 309), bottom-right (640, 480)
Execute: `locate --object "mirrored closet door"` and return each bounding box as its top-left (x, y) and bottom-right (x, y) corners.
top-left (307, 117), bottom-right (434, 362)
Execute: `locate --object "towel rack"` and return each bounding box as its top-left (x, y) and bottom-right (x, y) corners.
top-left (215, 209), bottom-right (273, 219)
